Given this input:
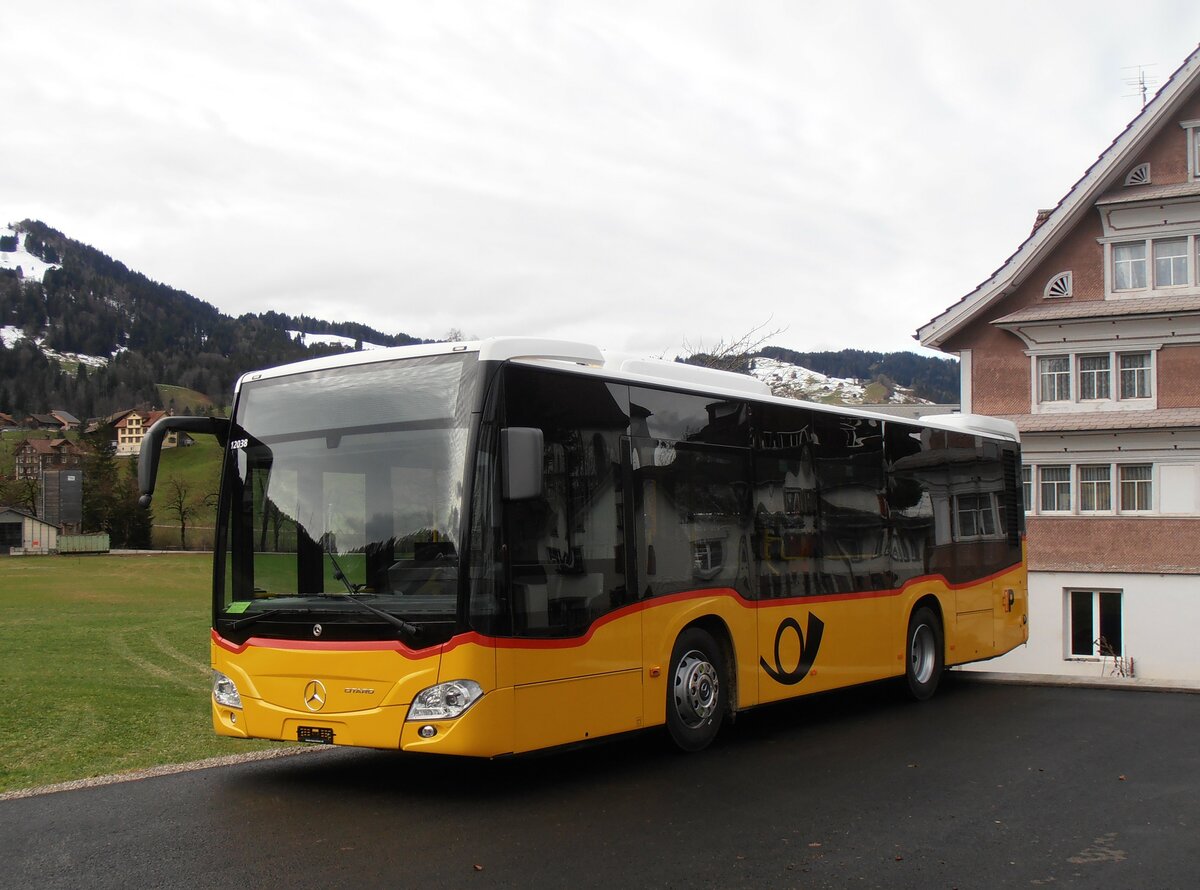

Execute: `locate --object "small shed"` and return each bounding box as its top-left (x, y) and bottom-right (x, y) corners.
top-left (0, 507), bottom-right (61, 555)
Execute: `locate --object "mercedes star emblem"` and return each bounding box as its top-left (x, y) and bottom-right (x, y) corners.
top-left (313, 623), bottom-right (323, 637)
top-left (303, 680), bottom-right (327, 712)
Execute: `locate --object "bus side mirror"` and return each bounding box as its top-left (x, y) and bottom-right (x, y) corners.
top-left (139, 416), bottom-right (232, 507)
top-left (502, 427), bottom-right (544, 501)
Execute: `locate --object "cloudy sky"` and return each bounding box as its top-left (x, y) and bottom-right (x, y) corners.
top-left (5, 2), bottom-right (1200, 358)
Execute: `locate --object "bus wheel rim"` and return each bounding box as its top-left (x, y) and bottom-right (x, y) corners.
top-left (674, 650), bottom-right (719, 727)
top-left (911, 624), bottom-right (935, 684)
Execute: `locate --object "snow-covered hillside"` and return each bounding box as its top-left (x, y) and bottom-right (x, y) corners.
top-left (1, 325), bottom-right (112, 368)
top-left (1, 225), bottom-right (60, 282)
top-left (749, 357), bottom-right (931, 406)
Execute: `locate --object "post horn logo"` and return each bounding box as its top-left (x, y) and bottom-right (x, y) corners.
top-left (303, 680), bottom-right (327, 712)
top-left (760, 613), bottom-right (825, 686)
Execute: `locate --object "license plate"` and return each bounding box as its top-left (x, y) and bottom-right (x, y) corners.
top-left (297, 725), bottom-right (335, 744)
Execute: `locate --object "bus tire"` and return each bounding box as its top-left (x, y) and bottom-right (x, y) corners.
top-left (666, 627), bottom-right (725, 752)
top-left (905, 606), bottom-right (943, 701)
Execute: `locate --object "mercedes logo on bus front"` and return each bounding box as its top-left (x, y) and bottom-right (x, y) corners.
top-left (312, 623), bottom-right (323, 638)
top-left (303, 680), bottom-right (327, 712)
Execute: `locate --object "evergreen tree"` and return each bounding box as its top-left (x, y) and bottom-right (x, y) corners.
top-left (81, 435), bottom-right (119, 536)
top-left (122, 456), bottom-right (153, 549)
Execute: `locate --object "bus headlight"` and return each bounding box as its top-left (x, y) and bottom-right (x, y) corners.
top-left (212, 670), bottom-right (243, 709)
top-left (407, 680), bottom-right (483, 721)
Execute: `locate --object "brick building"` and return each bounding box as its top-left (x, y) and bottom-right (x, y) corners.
top-left (918, 45), bottom-right (1200, 684)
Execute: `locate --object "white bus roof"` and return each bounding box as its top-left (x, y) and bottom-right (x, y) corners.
top-left (234, 336), bottom-right (1018, 443)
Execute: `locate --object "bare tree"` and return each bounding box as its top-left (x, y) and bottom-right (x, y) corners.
top-left (678, 317), bottom-right (787, 375)
top-left (0, 476), bottom-right (40, 517)
top-left (162, 475), bottom-right (202, 549)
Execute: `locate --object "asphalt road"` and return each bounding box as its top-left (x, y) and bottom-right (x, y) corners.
top-left (2, 677), bottom-right (1197, 889)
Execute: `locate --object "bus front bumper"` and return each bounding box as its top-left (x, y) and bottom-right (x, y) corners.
top-left (212, 684), bottom-right (514, 757)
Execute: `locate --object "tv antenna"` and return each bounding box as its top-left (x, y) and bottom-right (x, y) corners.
top-left (1122, 65), bottom-right (1159, 108)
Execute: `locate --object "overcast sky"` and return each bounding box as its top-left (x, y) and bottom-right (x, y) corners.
top-left (5, 2), bottom-right (1200, 358)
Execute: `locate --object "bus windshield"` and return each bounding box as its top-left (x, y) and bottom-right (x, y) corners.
top-left (216, 352), bottom-right (479, 645)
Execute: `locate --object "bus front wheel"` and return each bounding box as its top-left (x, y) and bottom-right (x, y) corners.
top-left (666, 627), bottom-right (725, 752)
top-left (905, 606), bottom-right (943, 701)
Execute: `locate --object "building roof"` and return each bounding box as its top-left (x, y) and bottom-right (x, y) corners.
top-left (0, 505), bottom-right (61, 528)
top-left (1002, 408), bottom-right (1200, 434)
top-left (13, 438), bottom-right (81, 456)
top-left (1094, 180), bottom-right (1200, 206)
top-left (918, 43), bottom-right (1200, 350)
top-left (113, 409), bottom-right (167, 430)
top-left (992, 294), bottom-right (1200, 325)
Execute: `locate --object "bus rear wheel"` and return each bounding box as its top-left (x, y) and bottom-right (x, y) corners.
top-left (666, 627), bottom-right (725, 752)
top-left (905, 606), bottom-right (943, 701)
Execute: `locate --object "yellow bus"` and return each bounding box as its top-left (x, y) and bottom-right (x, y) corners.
top-left (140, 338), bottom-right (1028, 755)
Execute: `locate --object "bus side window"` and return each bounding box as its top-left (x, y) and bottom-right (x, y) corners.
top-left (809, 411), bottom-right (886, 594)
top-left (883, 421), bottom-right (940, 587)
top-left (628, 387), bottom-right (752, 600)
top-left (502, 366), bottom-right (630, 638)
top-left (631, 439), bottom-right (753, 599)
top-left (752, 402), bottom-right (819, 599)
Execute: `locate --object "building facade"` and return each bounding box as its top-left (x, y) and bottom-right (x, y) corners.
top-left (919, 46), bottom-right (1200, 685)
top-left (12, 438), bottom-right (84, 481)
top-left (113, 409), bottom-right (179, 456)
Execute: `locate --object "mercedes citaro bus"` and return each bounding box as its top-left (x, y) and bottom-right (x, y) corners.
top-left (140, 337), bottom-right (1027, 755)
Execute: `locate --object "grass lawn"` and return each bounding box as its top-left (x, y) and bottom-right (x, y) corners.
top-left (0, 553), bottom-right (286, 793)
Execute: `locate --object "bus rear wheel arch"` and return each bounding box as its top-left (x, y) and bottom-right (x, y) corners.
top-left (905, 604), bottom-right (944, 701)
top-left (666, 626), bottom-right (727, 752)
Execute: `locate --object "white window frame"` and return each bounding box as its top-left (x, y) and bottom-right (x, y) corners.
top-left (1038, 355), bottom-right (1071, 402)
top-left (1021, 465), bottom-right (1032, 513)
top-left (1112, 241), bottom-right (1148, 291)
top-left (1118, 464), bottom-right (1154, 513)
top-left (1039, 465), bottom-right (1072, 513)
top-left (1077, 465), bottom-right (1113, 513)
top-left (1104, 234), bottom-right (1199, 299)
top-left (1118, 352), bottom-right (1153, 400)
top-left (1077, 354), bottom-right (1112, 401)
top-left (1031, 349), bottom-right (1157, 412)
top-left (1025, 462), bottom-right (1159, 516)
top-left (1064, 589), bottom-right (1124, 659)
top-left (1184, 120), bottom-right (1200, 182)
top-left (1154, 237), bottom-right (1190, 288)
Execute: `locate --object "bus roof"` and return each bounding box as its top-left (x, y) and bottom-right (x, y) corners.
top-left (234, 336), bottom-right (1018, 443)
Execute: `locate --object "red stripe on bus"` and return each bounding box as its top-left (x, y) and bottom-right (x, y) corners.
top-left (212, 561), bottom-right (1021, 657)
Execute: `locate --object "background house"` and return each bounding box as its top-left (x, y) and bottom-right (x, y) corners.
top-left (12, 438), bottom-right (84, 480)
top-left (112, 408), bottom-right (183, 456)
top-left (49, 410), bottom-right (80, 432)
top-left (919, 45), bottom-right (1200, 684)
top-left (23, 414), bottom-right (65, 431)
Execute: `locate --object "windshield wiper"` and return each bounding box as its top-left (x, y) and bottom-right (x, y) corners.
top-left (342, 593), bottom-right (420, 641)
top-left (228, 607), bottom-right (309, 632)
top-left (323, 536), bottom-right (419, 641)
